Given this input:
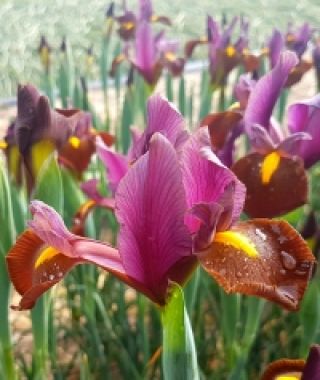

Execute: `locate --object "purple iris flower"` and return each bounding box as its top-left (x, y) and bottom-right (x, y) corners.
top-left (7, 97), bottom-right (315, 313)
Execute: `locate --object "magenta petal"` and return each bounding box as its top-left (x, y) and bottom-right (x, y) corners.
top-left (181, 129), bottom-right (246, 234)
top-left (81, 179), bottom-right (115, 209)
top-left (288, 95), bottom-right (320, 168)
top-left (244, 51), bottom-right (298, 134)
top-left (268, 29), bottom-right (284, 68)
top-left (115, 133), bottom-right (192, 293)
top-left (277, 132), bottom-right (311, 156)
top-left (133, 21), bottom-right (156, 82)
top-left (249, 124), bottom-right (275, 153)
top-left (28, 201), bottom-right (74, 255)
top-left (96, 137), bottom-right (128, 193)
top-left (28, 201), bottom-right (125, 273)
top-left (131, 94), bottom-right (184, 159)
top-left (234, 74), bottom-right (256, 109)
top-left (189, 202), bottom-right (224, 251)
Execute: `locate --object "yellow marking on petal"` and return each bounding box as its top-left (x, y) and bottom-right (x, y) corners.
top-left (150, 15), bottom-right (158, 22)
top-left (242, 48), bottom-right (250, 56)
top-left (31, 139), bottom-right (55, 178)
top-left (165, 52), bottom-right (177, 62)
top-left (214, 231), bottom-right (259, 258)
top-left (228, 101), bottom-right (240, 110)
top-left (0, 140), bottom-right (8, 149)
top-left (200, 36), bottom-right (208, 42)
top-left (35, 246), bottom-right (60, 269)
top-left (261, 47), bottom-right (269, 55)
top-left (261, 151), bottom-right (281, 185)
top-left (225, 45), bottom-right (236, 57)
top-left (68, 136), bottom-right (81, 149)
top-left (276, 375), bottom-right (301, 380)
top-left (8, 145), bottom-right (20, 180)
top-left (287, 34), bottom-right (295, 43)
top-left (122, 21), bottom-right (135, 30)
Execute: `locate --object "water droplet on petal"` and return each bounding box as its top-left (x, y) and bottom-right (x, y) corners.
top-left (280, 251), bottom-right (297, 270)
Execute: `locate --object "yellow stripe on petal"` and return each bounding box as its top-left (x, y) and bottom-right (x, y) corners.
top-left (35, 246), bottom-right (60, 269)
top-left (31, 139), bottom-right (55, 177)
top-left (165, 52), bottom-right (177, 62)
top-left (225, 45), bottom-right (236, 57)
top-left (68, 136), bottom-right (81, 149)
top-left (261, 151), bottom-right (281, 185)
top-left (0, 140), bottom-right (8, 149)
top-left (276, 375), bottom-right (301, 380)
top-left (8, 145), bottom-right (20, 180)
top-left (214, 231), bottom-right (258, 258)
top-left (122, 21), bottom-right (135, 30)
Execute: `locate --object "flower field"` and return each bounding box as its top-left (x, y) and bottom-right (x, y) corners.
top-left (1, 1), bottom-right (320, 379)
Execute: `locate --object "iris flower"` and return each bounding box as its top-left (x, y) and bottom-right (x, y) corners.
top-left (0, 84), bottom-right (113, 190)
top-left (261, 344), bottom-right (320, 380)
top-left (38, 35), bottom-right (51, 74)
top-left (185, 15), bottom-right (258, 87)
top-left (111, 22), bottom-right (184, 86)
top-left (113, 0), bottom-right (171, 41)
top-left (7, 97), bottom-right (315, 313)
top-left (267, 26), bottom-right (313, 87)
top-left (231, 51), bottom-right (314, 217)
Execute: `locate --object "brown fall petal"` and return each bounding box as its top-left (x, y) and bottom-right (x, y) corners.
top-left (260, 358), bottom-right (305, 380)
top-left (232, 152), bottom-right (308, 218)
top-left (6, 230), bottom-right (80, 310)
top-left (198, 219), bottom-right (316, 311)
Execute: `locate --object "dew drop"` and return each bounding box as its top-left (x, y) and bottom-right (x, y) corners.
top-left (255, 228), bottom-right (267, 241)
top-left (279, 269), bottom-right (286, 275)
top-left (280, 251), bottom-right (297, 270)
top-left (220, 268), bottom-right (226, 276)
top-left (49, 274), bottom-right (55, 281)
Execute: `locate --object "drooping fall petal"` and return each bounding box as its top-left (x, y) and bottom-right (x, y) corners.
top-left (198, 219), bottom-right (316, 311)
top-left (261, 345), bottom-right (320, 380)
top-left (232, 152), bottom-right (308, 218)
top-left (115, 133), bottom-right (192, 303)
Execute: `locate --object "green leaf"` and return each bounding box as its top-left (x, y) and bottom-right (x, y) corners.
top-left (162, 283), bottom-right (199, 380)
top-left (299, 281), bottom-right (320, 356)
top-left (0, 161), bottom-right (16, 252)
top-left (32, 154), bottom-right (63, 213)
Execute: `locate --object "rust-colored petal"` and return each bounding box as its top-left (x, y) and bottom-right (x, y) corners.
top-left (198, 219), bottom-right (316, 311)
top-left (184, 38), bottom-right (207, 58)
top-left (261, 358), bottom-right (305, 380)
top-left (231, 152), bottom-right (308, 218)
top-left (286, 59), bottom-right (313, 88)
top-left (110, 53), bottom-right (126, 77)
top-left (201, 111), bottom-right (242, 150)
top-left (241, 53), bottom-right (260, 73)
top-left (6, 229), bottom-right (159, 309)
top-left (58, 137), bottom-right (95, 175)
top-left (6, 230), bottom-right (80, 310)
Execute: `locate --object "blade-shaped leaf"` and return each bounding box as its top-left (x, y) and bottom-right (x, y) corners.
top-left (162, 282), bottom-right (199, 380)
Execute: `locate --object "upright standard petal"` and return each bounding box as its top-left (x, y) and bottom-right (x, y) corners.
top-left (198, 219), bottom-right (315, 311)
top-left (244, 51), bottom-right (298, 134)
top-left (288, 95), bottom-right (320, 168)
top-left (267, 29), bottom-right (284, 68)
top-left (130, 94), bottom-right (184, 160)
top-left (115, 133), bottom-right (192, 303)
top-left (181, 129), bottom-right (245, 240)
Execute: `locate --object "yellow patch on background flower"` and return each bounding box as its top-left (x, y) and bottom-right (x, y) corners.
top-left (261, 151), bottom-right (281, 184)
